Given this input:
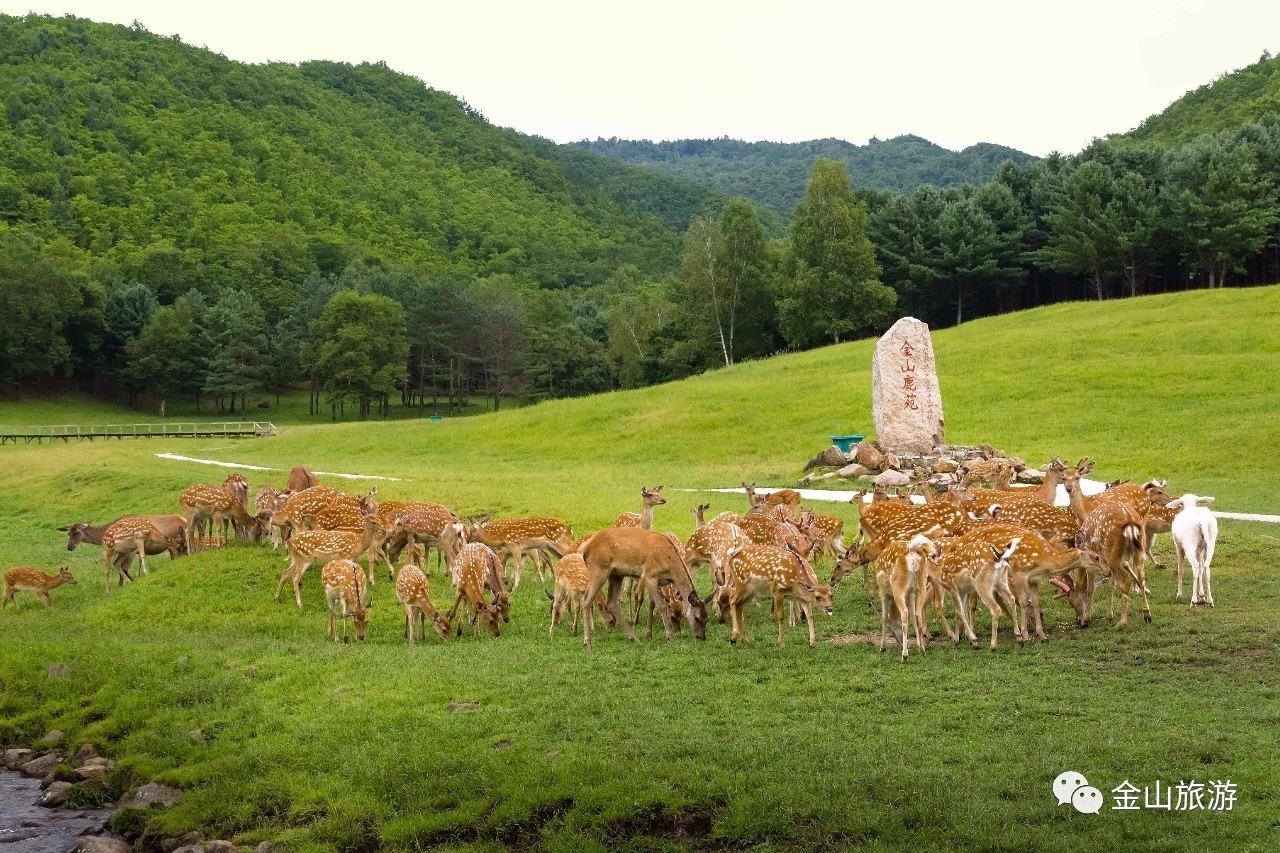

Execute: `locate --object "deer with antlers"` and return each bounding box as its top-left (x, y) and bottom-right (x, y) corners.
top-left (463, 516), bottom-right (573, 590)
top-left (447, 543), bottom-right (505, 638)
top-left (614, 485), bottom-right (666, 529)
top-left (3, 567), bottom-right (77, 611)
top-left (275, 516), bottom-right (387, 608)
top-left (395, 564), bottom-right (451, 645)
top-left (321, 558), bottom-right (371, 643)
top-left (579, 528), bottom-right (707, 648)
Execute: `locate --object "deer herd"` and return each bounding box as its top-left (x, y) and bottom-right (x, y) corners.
top-left (3, 457), bottom-right (1224, 659)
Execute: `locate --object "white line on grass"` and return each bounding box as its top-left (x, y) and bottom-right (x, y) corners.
top-left (154, 453), bottom-right (403, 481)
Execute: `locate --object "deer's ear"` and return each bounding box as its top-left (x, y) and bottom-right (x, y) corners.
top-left (1196, 496), bottom-right (1215, 506)
top-left (56, 525), bottom-right (70, 532)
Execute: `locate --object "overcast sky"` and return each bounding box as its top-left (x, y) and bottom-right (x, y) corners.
top-left (4, 1), bottom-right (1278, 156)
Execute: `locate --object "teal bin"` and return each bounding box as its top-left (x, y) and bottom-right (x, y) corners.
top-left (829, 434), bottom-right (866, 454)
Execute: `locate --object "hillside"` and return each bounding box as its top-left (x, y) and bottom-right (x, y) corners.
top-left (0, 14), bottom-right (734, 289)
top-left (1120, 51), bottom-right (1280, 146)
top-left (1, 288), bottom-right (1278, 851)
top-left (572, 134), bottom-right (1038, 216)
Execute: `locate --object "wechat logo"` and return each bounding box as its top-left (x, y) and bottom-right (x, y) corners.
top-left (1054, 771), bottom-right (1103, 815)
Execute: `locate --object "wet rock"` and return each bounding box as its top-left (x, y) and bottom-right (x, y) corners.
top-left (118, 781), bottom-right (181, 809)
top-left (174, 842), bottom-right (236, 853)
top-left (42, 729), bottom-right (66, 747)
top-left (19, 751), bottom-right (63, 778)
top-left (255, 843), bottom-right (275, 853)
top-left (2, 747), bottom-right (32, 769)
top-left (836, 462), bottom-right (870, 478)
top-left (72, 743), bottom-right (101, 768)
top-left (69, 839), bottom-right (132, 853)
top-left (76, 760), bottom-right (114, 781)
top-left (38, 780), bottom-right (72, 807)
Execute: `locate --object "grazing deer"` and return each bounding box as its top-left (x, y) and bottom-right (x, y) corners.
top-left (614, 485), bottom-right (666, 529)
top-left (690, 503), bottom-right (712, 529)
top-left (683, 519), bottom-right (744, 585)
top-left (873, 535), bottom-right (939, 661)
top-left (447, 543), bottom-right (504, 638)
top-left (958, 522), bottom-right (1082, 642)
top-left (547, 553), bottom-right (616, 636)
top-left (378, 500), bottom-right (460, 573)
top-left (395, 564), bottom-right (451, 645)
top-left (279, 486), bottom-right (377, 535)
top-left (276, 517), bottom-right (387, 608)
top-left (179, 484), bottom-right (270, 551)
top-left (852, 488), bottom-right (919, 540)
top-left (321, 559), bottom-right (370, 643)
top-left (59, 515), bottom-right (188, 575)
top-left (741, 482), bottom-right (802, 512)
top-left (1166, 494), bottom-right (1218, 606)
top-left (579, 528), bottom-right (707, 648)
top-left (101, 517), bottom-right (171, 591)
top-left (932, 535), bottom-right (1020, 650)
top-left (254, 484), bottom-right (289, 517)
top-left (463, 516), bottom-right (574, 590)
top-left (721, 543), bottom-right (833, 648)
top-left (287, 465), bottom-right (320, 493)
top-left (803, 512), bottom-right (846, 560)
top-left (1075, 501), bottom-right (1149, 629)
top-left (3, 567), bottom-right (76, 611)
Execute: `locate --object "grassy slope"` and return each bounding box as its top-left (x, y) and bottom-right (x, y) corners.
top-left (1, 288), bottom-right (1279, 851)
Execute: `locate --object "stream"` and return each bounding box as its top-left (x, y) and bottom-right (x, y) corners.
top-left (0, 770), bottom-right (115, 851)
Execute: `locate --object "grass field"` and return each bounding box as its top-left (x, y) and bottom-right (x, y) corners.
top-left (1, 287), bottom-right (1278, 851)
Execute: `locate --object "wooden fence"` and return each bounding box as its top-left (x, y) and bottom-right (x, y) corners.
top-left (0, 422), bottom-right (277, 445)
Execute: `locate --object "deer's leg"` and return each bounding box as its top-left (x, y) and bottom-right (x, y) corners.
top-left (645, 577), bottom-right (676, 642)
top-left (1132, 552), bottom-right (1151, 624)
top-left (728, 593), bottom-right (747, 645)
top-left (274, 557), bottom-right (297, 602)
top-left (1175, 539), bottom-right (1185, 600)
top-left (878, 585), bottom-right (891, 653)
top-left (292, 560), bottom-right (311, 609)
top-left (953, 588), bottom-right (978, 647)
top-left (773, 589), bottom-right (787, 648)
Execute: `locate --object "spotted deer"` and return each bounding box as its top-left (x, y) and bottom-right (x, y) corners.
top-left (275, 517), bottom-right (387, 608)
top-left (852, 488), bottom-right (919, 540)
top-left (279, 486), bottom-right (378, 535)
top-left (447, 543), bottom-right (505, 638)
top-left (931, 534), bottom-right (1020, 650)
top-left (872, 535), bottom-right (939, 661)
top-left (59, 515), bottom-right (187, 575)
top-left (1061, 458), bottom-right (1172, 521)
top-left (579, 528), bottom-right (708, 648)
top-left (1075, 500), bottom-right (1150, 629)
top-left (614, 485), bottom-right (666, 529)
top-left (720, 543), bottom-right (833, 648)
top-left (222, 472), bottom-right (250, 510)
top-left (101, 517), bottom-right (171, 591)
top-left (803, 512), bottom-right (846, 560)
top-left (310, 500), bottom-right (387, 585)
top-left (463, 516), bottom-right (574, 590)
top-left (3, 567), bottom-right (76, 610)
top-left (379, 500), bottom-right (460, 574)
top-left (547, 553), bottom-right (616, 636)
top-left (957, 522), bottom-right (1083, 642)
top-left (741, 482), bottom-right (802, 511)
top-left (395, 564), bottom-right (451, 645)
top-left (964, 499), bottom-right (1079, 547)
top-left (321, 558), bottom-right (370, 643)
top-left (179, 484), bottom-right (269, 551)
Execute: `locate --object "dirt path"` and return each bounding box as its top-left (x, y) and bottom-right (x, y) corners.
top-left (155, 452), bottom-right (402, 481)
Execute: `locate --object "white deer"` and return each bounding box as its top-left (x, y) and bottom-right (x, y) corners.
top-left (1167, 494), bottom-right (1218, 607)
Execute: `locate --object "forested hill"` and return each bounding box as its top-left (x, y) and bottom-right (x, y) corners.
top-left (0, 13), bottom-right (735, 293)
top-left (571, 135), bottom-right (1037, 216)
top-left (1120, 52), bottom-right (1280, 147)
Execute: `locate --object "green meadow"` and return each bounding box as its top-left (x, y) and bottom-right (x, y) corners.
top-left (1, 287), bottom-right (1278, 851)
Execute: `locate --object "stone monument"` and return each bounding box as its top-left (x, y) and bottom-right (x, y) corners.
top-left (871, 317), bottom-right (944, 454)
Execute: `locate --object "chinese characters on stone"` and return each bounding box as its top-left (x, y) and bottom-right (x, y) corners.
top-left (1111, 780), bottom-right (1237, 812)
top-left (899, 340), bottom-right (918, 410)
